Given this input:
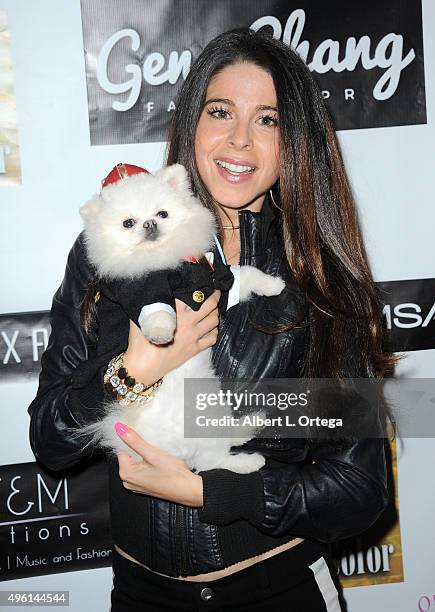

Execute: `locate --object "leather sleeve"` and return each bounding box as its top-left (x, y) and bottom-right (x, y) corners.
top-left (27, 232), bottom-right (114, 472)
top-left (197, 433), bottom-right (388, 543)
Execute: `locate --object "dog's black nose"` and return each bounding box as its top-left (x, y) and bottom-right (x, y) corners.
top-left (143, 219), bottom-right (157, 230)
top-left (143, 219), bottom-right (159, 240)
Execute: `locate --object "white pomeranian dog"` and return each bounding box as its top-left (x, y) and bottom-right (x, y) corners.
top-left (74, 163), bottom-right (285, 473)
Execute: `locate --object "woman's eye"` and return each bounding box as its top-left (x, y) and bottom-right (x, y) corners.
top-left (122, 218), bottom-right (136, 228)
top-left (258, 114), bottom-right (278, 127)
top-left (206, 106), bottom-right (230, 120)
top-left (157, 210), bottom-right (168, 218)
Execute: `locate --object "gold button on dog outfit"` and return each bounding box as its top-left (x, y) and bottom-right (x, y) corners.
top-left (192, 290), bottom-right (205, 303)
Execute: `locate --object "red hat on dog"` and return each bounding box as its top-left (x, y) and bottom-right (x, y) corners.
top-left (101, 163), bottom-right (150, 188)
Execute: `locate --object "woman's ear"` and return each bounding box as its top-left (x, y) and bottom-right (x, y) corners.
top-left (155, 164), bottom-right (191, 194)
top-left (79, 195), bottom-right (102, 220)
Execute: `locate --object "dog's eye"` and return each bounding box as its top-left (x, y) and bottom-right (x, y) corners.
top-left (123, 218), bottom-right (136, 228)
top-left (157, 210), bottom-right (168, 219)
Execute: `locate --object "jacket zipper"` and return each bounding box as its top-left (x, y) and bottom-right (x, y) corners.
top-left (175, 505), bottom-right (189, 576)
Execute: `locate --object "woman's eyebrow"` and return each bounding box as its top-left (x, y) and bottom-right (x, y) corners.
top-left (257, 104), bottom-right (278, 112)
top-left (204, 97), bottom-right (234, 106)
top-left (204, 98), bottom-right (277, 112)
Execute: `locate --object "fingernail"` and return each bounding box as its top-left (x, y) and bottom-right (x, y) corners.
top-left (115, 422), bottom-right (129, 437)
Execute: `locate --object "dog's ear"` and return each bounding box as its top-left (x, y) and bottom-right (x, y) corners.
top-left (79, 195), bottom-right (101, 220)
top-left (155, 164), bottom-right (190, 194)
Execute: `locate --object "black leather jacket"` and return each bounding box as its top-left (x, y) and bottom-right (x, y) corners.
top-left (28, 194), bottom-right (389, 577)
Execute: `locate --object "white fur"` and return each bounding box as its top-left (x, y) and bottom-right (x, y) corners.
top-left (139, 310), bottom-right (177, 344)
top-left (71, 350), bottom-right (266, 472)
top-left (80, 164), bottom-right (217, 280)
top-left (74, 164), bottom-right (286, 473)
top-left (239, 266), bottom-right (286, 301)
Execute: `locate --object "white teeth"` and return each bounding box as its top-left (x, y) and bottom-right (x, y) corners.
top-left (215, 160), bottom-right (255, 173)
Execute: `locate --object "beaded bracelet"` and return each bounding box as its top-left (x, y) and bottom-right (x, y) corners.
top-left (104, 352), bottom-right (163, 406)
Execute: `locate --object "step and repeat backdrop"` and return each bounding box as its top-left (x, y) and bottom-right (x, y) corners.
top-left (0, 1), bottom-right (434, 610)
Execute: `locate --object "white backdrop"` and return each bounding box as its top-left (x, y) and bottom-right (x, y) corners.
top-left (0, 1), bottom-right (434, 610)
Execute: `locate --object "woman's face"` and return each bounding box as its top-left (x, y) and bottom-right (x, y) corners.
top-left (194, 62), bottom-right (280, 213)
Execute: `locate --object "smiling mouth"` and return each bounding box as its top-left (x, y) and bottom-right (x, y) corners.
top-left (215, 160), bottom-right (256, 174)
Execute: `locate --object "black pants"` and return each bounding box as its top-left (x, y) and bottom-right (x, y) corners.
top-left (110, 540), bottom-right (346, 611)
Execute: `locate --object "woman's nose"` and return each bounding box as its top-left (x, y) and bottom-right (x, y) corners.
top-left (227, 121), bottom-right (253, 149)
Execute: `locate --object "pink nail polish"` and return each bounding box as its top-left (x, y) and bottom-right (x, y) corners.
top-left (115, 422), bottom-right (129, 437)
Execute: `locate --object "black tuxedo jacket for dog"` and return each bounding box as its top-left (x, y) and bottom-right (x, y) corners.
top-left (98, 247), bottom-right (235, 329)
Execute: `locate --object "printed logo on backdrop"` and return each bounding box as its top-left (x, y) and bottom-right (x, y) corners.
top-left (80, 0), bottom-right (426, 145)
top-left (0, 10), bottom-right (22, 185)
top-left (0, 312), bottom-right (50, 383)
top-left (331, 437), bottom-right (404, 586)
top-left (0, 460), bottom-right (111, 580)
top-left (377, 278), bottom-right (435, 352)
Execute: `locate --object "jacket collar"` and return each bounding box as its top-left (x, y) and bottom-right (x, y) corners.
top-left (238, 191), bottom-right (279, 265)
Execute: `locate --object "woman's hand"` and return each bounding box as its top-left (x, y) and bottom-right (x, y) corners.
top-left (122, 291), bottom-right (221, 387)
top-left (115, 422), bottom-right (203, 507)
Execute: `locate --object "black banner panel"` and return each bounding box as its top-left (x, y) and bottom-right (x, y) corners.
top-left (0, 312), bottom-right (50, 383)
top-left (80, 0), bottom-right (426, 145)
top-left (0, 460), bottom-right (111, 581)
top-left (378, 278), bottom-right (435, 352)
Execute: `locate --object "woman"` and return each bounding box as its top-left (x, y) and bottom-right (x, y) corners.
top-left (28, 28), bottom-right (396, 611)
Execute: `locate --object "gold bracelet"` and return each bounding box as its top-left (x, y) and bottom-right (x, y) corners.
top-left (104, 352), bottom-right (163, 406)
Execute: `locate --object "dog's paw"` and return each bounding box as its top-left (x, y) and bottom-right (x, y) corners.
top-left (239, 266), bottom-right (285, 301)
top-left (217, 451), bottom-right (266, 473)
top-left (260, 274), bottom-right (285, 297)
top-left (141, 311), bottom-right (176, 344)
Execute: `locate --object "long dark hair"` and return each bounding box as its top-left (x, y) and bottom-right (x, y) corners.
top-left (165, 27), bottom-right (400, 386)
